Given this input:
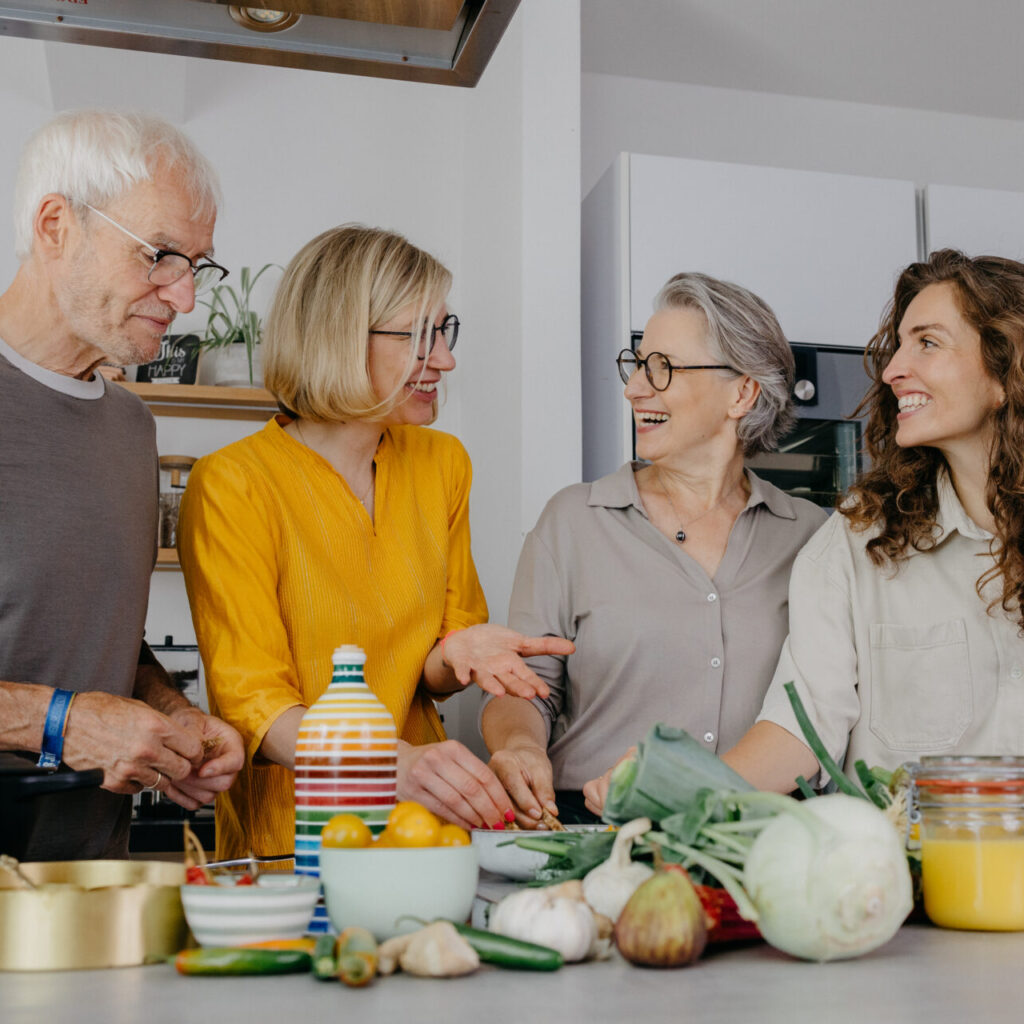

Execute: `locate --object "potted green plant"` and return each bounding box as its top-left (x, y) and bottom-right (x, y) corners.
top-left (198, 263), bottom-right (278, 386)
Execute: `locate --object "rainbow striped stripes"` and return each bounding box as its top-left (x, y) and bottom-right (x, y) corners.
top-left (294, 646), bottom-right (397, 932)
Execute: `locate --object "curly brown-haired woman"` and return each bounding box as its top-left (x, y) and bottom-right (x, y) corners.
top-left (716, 248), bottom-right (1024, 793)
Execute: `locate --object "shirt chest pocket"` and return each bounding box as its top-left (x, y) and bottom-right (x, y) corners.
top-left (868, 618), bottom-right (972, 751)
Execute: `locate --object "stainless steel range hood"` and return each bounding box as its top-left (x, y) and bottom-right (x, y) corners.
top-left (0, 1), bottom-right (520, 87)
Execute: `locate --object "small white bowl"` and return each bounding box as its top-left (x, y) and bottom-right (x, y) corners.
top-left (180, 873), bottom-right (320, 947)
top-left (472, 825), bottom-right (607, 880)
top-left (320, 845), bottom-right (478, 941)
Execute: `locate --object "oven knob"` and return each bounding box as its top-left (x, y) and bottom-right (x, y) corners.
top-left (794, 379), bottom-right (816, 401)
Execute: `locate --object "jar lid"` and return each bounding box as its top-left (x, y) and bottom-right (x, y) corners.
top-left (158, 455), bottom-right (197, 470)
top-left (907, 755), bottom-right (1024, 793)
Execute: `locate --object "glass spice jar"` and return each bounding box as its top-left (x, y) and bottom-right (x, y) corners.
top-left (908, 756), bottom-right (1024, 931)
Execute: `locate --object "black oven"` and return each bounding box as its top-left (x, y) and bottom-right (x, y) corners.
top-left (746, 343), bottom-right (872, 508)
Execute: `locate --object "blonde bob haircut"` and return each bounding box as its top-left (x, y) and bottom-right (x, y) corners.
top-left (263, 224), bottom-right (452, 422)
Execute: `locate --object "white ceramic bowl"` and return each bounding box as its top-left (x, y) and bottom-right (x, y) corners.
top-left (472, 825), bottom-right (607, 881)
top-left (180, 873), bottom-right (320, 946)
top-left (319, 845), bottom-right (478, 941)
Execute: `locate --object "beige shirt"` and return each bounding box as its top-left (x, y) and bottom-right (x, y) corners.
top-left (496, 464), bottom-right (826, 788)
top-left (758, 469), bottom-right (1024, 781)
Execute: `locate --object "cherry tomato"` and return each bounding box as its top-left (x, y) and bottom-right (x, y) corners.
top-left (437, 824), bottom-right (471, 847)
top-left (389, 805), bottom-right (441, 848)
top-left (235, 873), bottom-right (256, 886)
top-left (320, 813), bottom-right (373, 849)
top-left (185, 865), bottom-right (212, 885)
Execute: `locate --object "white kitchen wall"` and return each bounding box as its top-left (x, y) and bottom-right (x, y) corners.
top-left (0, 1), bottom-right (582, 757)
top-left (582, 72), bottom-right (1024, 199)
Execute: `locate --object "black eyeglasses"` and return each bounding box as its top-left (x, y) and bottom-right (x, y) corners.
top-left (83, 203), bottom-right (229, 295)
top-left (616, 348), bottom-right (734, 392)
top-left (371, 313), bottom-right (460, 360)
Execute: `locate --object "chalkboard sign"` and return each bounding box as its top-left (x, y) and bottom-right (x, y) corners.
top-left (135, 333), bottom-right (201, 384)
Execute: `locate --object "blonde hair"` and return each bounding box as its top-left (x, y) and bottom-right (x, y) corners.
top-left (263, 224), bottom-right (451, 421)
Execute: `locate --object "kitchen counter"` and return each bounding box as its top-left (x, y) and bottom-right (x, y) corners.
top-left (3, 923), bottom-right (1023, 1024)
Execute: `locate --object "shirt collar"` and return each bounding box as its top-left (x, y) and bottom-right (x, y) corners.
top-left (934, 466), bottom-right (993, 543)
top-left (0, 334), bottom-right (105, 399)
top-left (587, 462), bottom-right (800, 521)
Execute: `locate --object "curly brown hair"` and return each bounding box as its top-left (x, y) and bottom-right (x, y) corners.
top-left (843, 248), bottom-right (1024, 627)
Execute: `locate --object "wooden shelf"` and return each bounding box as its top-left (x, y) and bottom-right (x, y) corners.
top-left (155, 548), bottom-right (180, 571)
top-left (119, 382), bottom-right (277, 421)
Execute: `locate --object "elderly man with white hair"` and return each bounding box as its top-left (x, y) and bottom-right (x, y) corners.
top-left (0, 109), bottom-right (243, 861)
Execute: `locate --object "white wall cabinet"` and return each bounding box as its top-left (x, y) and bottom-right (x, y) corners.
top-left (925, 184), bottom-right (1024, 260)
top-left (581, 153), bottom-right (919, 480)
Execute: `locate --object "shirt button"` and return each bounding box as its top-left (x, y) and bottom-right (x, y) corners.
top-left (707, 593), bottom-right (718, 603)
top-left (1011, 665), bottom-right (1023, 680)
top-left (703, 731), bottom-right (715, 744)
top-left (710, 657), bottom-right (722, 668)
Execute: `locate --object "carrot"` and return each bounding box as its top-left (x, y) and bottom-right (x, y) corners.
top-left (238, 938), bottom-right (317, 953)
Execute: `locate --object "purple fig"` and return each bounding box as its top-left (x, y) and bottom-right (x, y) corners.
top-left (614, 865), bottom-right (708, 967)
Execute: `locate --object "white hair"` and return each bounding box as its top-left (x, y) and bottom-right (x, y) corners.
top-left (13, 109), bottom-right (221, 260)
top-left (655, 272), bottom-right (796, 455)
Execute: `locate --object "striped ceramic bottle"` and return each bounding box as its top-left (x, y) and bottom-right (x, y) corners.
top-left (294, 644), bottom-right (398, 932)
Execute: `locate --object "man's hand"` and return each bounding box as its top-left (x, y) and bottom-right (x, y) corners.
top-left (397, 739), bottom-right (515, 831)
top-left (61, 690), bottom-right (202, 794)
top-left (488, 743), bottom-right (557, 828)
top-left (440, 625), bottom-right (574, 699)
top-left (162, 707), bottom-right (245, 810)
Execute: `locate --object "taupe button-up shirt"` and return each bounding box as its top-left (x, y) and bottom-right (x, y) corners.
top-left (758, 469), bottom-right (1024, 780)
top-left (497, 464), bottom-right (826, 788)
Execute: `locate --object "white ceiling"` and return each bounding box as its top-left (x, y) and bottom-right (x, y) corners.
top-left (581, 0), bottom-right (1024, 121)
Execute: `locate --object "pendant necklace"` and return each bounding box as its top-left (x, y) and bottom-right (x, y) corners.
top-left (294, 418), bottom-right (374, 508)
top-left (656, 469), bottom-right (741, 544)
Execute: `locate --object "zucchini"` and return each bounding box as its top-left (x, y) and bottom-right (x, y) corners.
top-left (311, 934), bottom-right (338, 981)
top-left (174, 947), bottom-right (312, 976)
top-left (447, 922), bottom-right (563, 971)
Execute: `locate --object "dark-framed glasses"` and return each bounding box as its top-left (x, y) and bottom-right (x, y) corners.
top-left (371, 313), bottom-right (460, 360)
top-left (82, 203), bottom-right (229, 295)
top-left (616, 348), bottom-right (734, 391)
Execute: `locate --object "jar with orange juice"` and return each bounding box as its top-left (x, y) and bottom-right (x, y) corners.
top-left (908, 756), bottom-right (1024, 931)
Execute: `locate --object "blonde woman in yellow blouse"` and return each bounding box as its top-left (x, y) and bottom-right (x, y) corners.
top-left (178, 225), bottom-right (572, 859)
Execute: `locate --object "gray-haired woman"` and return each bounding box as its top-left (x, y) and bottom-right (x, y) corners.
top-left (482, 272), bottom-right (827, 825)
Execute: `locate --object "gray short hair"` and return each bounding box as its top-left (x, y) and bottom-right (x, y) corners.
top-left (13, 109), bottom-right (221, 260)
top-left (655, 273), bottom-right (796, 455)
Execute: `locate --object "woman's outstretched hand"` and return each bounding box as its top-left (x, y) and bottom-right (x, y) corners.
top-left (440, 624), bottom-right (574, 699)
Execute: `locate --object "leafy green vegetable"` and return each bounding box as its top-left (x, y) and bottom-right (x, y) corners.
top-left (603, 724), bottom-right (752, 825)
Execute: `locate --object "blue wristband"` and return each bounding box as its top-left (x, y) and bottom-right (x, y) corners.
top-left (37, 688), bottom-right (75, 770)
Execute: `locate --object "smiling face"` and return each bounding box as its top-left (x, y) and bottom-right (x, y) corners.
top-left (367, 301), bottom-right (456, 427)
top-left (626, 306), bottom-right (745, 466)
top-left (54, 164), bottom-right (216, 368)
top-left (883, 282), bottom-right (1005, 461)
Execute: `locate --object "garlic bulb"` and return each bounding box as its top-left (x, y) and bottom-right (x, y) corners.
top-left (582, 817), bottom-right (654, 922)
top-left (489, 886), bottom-right (598, 962)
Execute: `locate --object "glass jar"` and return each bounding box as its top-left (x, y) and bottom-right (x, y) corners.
top-left (908, 756), bottom-right (1024, 931)
top-left (158, 455), bottom-right (196, 549)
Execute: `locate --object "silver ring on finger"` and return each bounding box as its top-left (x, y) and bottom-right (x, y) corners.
top-left (152, 770), bottom-right (163, 790)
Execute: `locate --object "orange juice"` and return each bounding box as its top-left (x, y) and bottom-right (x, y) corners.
top-left (921, 836), bottom-right (1024, 931)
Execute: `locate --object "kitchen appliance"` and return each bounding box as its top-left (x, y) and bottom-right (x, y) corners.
top-left (130, 637), bottom-right (214, 853)
top-left (747, 342), bottom-right (873, 508)
top-left (622, 334), bottom-right (872, 508)
top-left (0, 0), bottom-right (520, 87)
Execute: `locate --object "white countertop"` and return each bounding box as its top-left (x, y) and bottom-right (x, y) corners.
top-left (3, 923), bottom-right (1023, 1024)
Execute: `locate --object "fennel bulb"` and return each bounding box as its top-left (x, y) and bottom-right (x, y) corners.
top-left (743, 793), bottom-right (912, 962)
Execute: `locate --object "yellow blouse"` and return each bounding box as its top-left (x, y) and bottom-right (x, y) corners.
top-left (177, 417), bottom-right (488, 859)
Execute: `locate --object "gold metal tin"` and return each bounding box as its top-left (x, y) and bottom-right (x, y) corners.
top-left (0, 860), bottom-right (187, 971)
